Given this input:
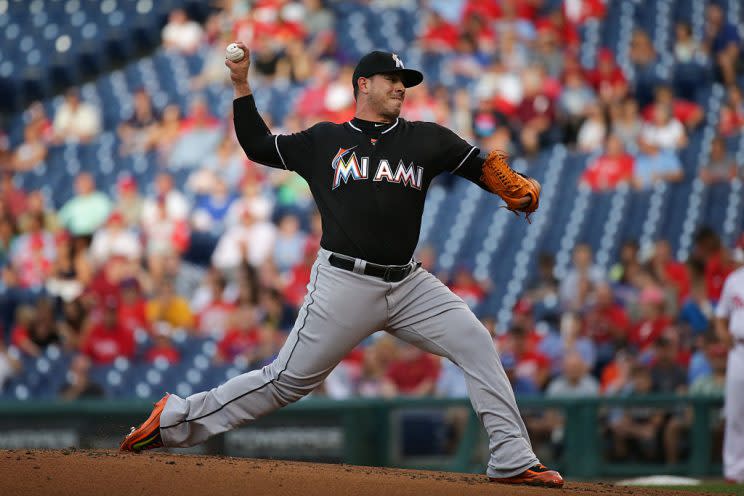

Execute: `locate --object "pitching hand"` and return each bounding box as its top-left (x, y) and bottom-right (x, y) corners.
top-left (225, 41), bottom-right (250, 88)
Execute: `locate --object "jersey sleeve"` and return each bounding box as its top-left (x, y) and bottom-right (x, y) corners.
top-left (434, 124), bottom-right (480, 175)
top-left (432, 124), bottom-right (496, 192)
top-left (233, 95), bottom-right (314, 179)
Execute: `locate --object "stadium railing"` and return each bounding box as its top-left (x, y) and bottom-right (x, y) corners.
top-left (0, 395), bottom-right (723, 479)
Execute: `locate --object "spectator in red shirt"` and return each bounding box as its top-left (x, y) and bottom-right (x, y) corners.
top-left (580, 135), bottom-right (635, 191)
top-left (118, 278), bottom-right (150, 335)
top-left (583, 283), bottom-right (630, 365)
top-left (629, 286), bottom-right (670, 354)
top-left (295, 61), bottom-right (334, 120)
top-left (500, 325), bottom-right (551, 392)
top-left (24, 101), bottom-right (54, 144)
top-left (419, 10), bottom-right (459, 53)
top-left (503, 299), bottom-right (543, 350)
top-left (449, 266), bottom-right (487, 308)
top-left (282, 241), bottom-right (317, 309)
top-left (215, 306), bottom-right (261, 364)
top-left (82, 255), bottom-right (127, 309)
top-left (689, 226), bottom-right (721, 276)
top-left (462, 0), bottom-right (537, 24)
top-left (642, 85), bottom-right (703, 130)
top-left (81, 298), bottom-right (135, 365)
top-left (515, 67), bottom-right (557, 155)
top-left (462, 0), bottom-right (501, 23)
top-left (144, 331), bottom-right (181, 365)
top-left (179, 97), bottom-right (220, 135)
top-left (687, 227), bottom-right (736, 303)
top-left (461, 14), bottom-right (497, 55)
top-left (11, 300), bottom-right (59, 357)
top-left (535, 8), bottom-right (580, 49)
top-left (9, 213), bottom-right (56, 289)
top-left (647, 239), bottom-right (690, 303)
top-left (197, 290), bottom-right (236, 339)
top-left (705, 246), bottom-right (737, 302)
top-left (586, 48), bottom-right (628, 104)
top-left (0, 172), bottom-right (27, 220)
top-left (384, 342), bottom-right (440, 397)
top-left (718, 85), bottom-right (744, 137)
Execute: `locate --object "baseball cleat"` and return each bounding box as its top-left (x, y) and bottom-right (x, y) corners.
top-left (489, 464), bottom-right (564, 488)
top-left (119, 393), bottom-right (170, 452)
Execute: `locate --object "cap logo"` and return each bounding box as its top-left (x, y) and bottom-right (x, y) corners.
top-left (392, 53), bottom-right (404, 69)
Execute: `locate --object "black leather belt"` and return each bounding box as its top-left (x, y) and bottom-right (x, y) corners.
top-left (328, 253), bottom-right (420, 282)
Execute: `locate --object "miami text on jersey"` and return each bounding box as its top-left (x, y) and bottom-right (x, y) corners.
top-left (331, 147), bottom-right (423, 190)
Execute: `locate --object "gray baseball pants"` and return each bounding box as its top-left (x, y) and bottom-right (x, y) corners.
top-left (159, 248), bottom-right (539, 477)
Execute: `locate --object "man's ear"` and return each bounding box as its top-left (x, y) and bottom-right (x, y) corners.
top-left (357, 76), bottom-right (369, 95)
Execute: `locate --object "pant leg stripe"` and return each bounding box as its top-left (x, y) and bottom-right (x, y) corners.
top-left (161, 263), bottom-right (321, 429)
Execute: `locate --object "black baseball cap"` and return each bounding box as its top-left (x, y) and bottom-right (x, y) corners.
top-left (352, 51), bottom-right (424, 91)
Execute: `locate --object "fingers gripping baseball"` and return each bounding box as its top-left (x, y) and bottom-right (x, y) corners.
top-left (225, 41), bottom-right (250, 87)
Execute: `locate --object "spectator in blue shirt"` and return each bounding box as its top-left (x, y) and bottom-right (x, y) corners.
top-left (705, 3), bottom-right (742, 85)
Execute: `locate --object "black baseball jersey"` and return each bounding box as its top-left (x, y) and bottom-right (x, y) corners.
top-left (234, 95), bottom-right (490, 265)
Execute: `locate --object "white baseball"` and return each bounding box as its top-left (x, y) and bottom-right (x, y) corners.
top-left (225, 43), bottom-right (245, 62)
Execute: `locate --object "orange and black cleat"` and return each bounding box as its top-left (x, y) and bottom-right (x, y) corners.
top-left (120, 393), bottom-right (170, 452)
top-left (490, 464), bottom-right (564, 488)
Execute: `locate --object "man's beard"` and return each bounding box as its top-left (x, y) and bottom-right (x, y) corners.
top-left (370, 92), bottom-right (402, 121)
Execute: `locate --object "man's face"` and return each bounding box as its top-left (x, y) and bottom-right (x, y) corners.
top-left (76, 174), bottom-right (94, 195)
top-left (362, 73), bottom-right (406, 120)
top-left (706, 6), bottom-right (722, 29)
top-left (156, 174), bottom-right (172, 194)
top-left (563, 354), bottom-right (585, 382)
top-left (654, 240), bottom-right (671, 262)
top-left (606, 135), bottom-right (623, 156)
top-left (656, 344), bottom-right (675, 364)
top-left (633, 371), bottom-right (652, 393)
top-left (103, 308), bottom-right (118, 328)
top-left (134, 91), bottom-right (150, 112)
top-left (573, 245), bottom-right (592, 269)
top-left (596, 283), bottom-right (614, 307)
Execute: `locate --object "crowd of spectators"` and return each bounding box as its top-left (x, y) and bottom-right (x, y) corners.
top-left (0, 0), bottom-right (743, 465)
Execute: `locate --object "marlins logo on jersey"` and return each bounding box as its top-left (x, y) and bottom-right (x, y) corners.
top-left (332, 146), bottom-right (368, 189)
top-left (331, 147), bottom-right (423, 190)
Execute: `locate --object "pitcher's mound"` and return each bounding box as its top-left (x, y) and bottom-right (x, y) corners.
top-left (0, 449), bottom-right (722, 495)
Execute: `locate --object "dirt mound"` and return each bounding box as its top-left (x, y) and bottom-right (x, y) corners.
top-left (0, 449), bottom-right (727, 495)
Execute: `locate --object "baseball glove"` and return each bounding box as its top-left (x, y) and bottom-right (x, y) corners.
top-left (481, 150), bottom-right (541, 222)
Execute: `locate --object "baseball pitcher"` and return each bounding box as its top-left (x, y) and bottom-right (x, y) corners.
top-left (121, 44), bottom-right (560, 488)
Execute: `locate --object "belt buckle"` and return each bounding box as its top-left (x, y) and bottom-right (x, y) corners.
top-left (383, 265), bottom-right (410, 282)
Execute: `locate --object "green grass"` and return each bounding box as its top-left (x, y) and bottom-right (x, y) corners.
top-left (648, 483), bottom-right (744, 495)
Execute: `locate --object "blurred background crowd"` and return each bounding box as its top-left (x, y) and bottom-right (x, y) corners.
top-left (0, 0), bottom-right (743, 465)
